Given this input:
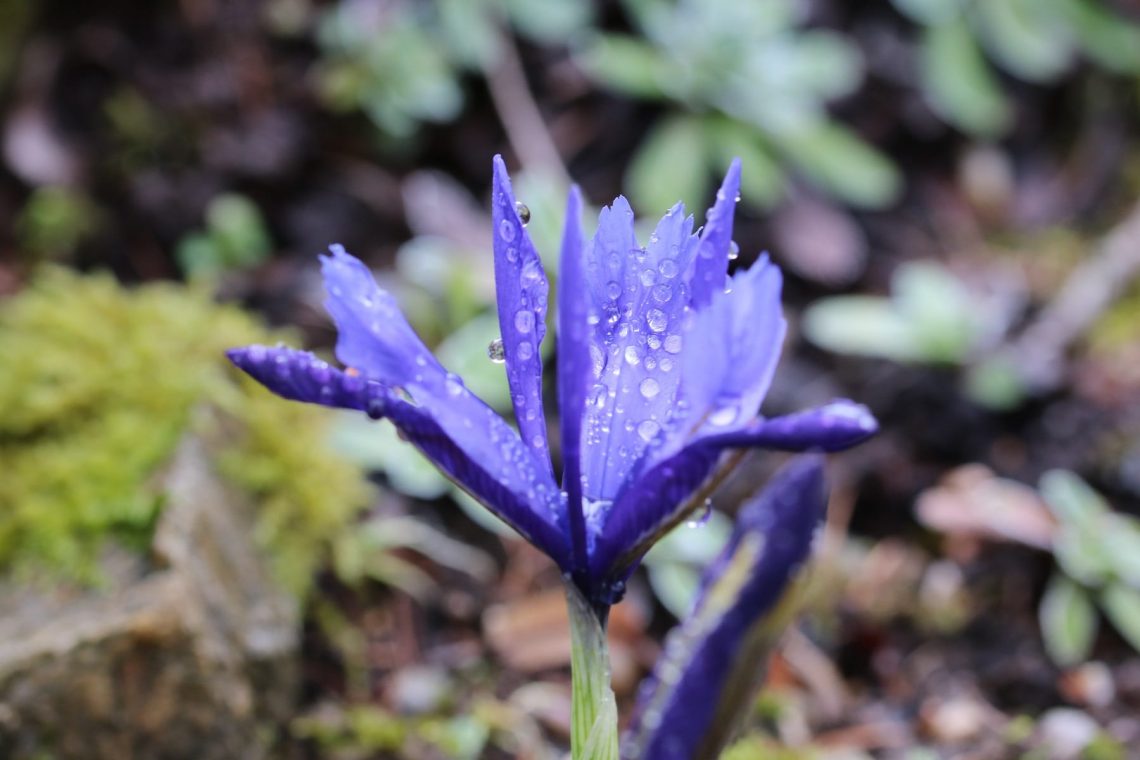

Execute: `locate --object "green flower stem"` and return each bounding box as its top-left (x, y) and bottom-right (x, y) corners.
top-left (565, 580), bottom-right (619, 760)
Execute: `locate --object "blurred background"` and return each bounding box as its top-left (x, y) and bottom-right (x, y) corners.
top-left (1, 0), bottom-right (1140, 758)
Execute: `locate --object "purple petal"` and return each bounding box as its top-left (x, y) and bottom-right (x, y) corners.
top-left (702, 399), bottom-right (879, 451)
top-left (680, 257), bottom-right (786, 440)
top-left (590, 400), bottom-right (875, 582)
top-left (688, 159), bottom-right (741, 309)
top-left (622, 456), bottom-right (827, 760)
top-left (491, 156), bottom-right (552, 475)
top-left (226, 344), bottom-right (570, 565)
top-left (226, 345), bottom-right (387, 413)
top-left (558, 186), bottom-right (590, 573)
top-left (579, 198), bottom-right (701, 513)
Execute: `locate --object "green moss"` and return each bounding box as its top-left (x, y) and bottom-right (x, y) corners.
top-left (0, 267), bottom-right (370, 594)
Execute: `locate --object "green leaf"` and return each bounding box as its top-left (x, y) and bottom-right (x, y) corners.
top-left (1054, 526), bottom-right (1111, 587)
top-left (972, 0), bottom-right (1073, 82)
top-left (175, 233), bottom-right (223, 279)
top-left (890, 0), bottom-right (965, 25)
top-left (1058, 0), bottom-right (1140, 73)
top-left (774, 122), bottom-right (902, 210)
top-left (802, 296), bottom-right (925, 362)
top-left (703, 118), bottom-right (785, 208)
top-left (1101, 583), bottom-right (1140, 654)
top-left (893, 262), bottom-right (979, 362)
top-left (626, 115), bottom-right (709, 216)
top-left (964, 355), bottom-right (1026, 410)
top-left (328, 412), bottom-right (450, 500)
top-left (1039, 573), bottom-right (1098, 666)
top-left (437, 0), bottom-right (499, 68)
top-left (577, 33), bottom-right (668, 98)
top-left (207, 193), bottom-right (272, 267)
top-left (920, 19), bottom-right (1012, 136)
top-left (1040, 470), bottom-right (1111, 529)
top-left (1102, 514), bottom-right (1140, 587)
top-left (505, 0), bottom-right (594, 43)
top-left (435, 313), bottom-right (514, 412)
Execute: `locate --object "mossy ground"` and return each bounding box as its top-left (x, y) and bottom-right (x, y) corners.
top-left (0, 267), bottom-right (371, 595)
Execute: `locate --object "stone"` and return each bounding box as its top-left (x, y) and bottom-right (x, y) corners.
top-left (0, 437), bottom-right (299, 760)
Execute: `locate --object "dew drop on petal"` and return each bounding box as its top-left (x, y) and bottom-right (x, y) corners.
top-left (531, 433), bottom-right (544, 448)
top-left (647, 335), bottom-right (661, 350)
top-left (639, 377), bottom-right (660, 399)
top-left (589, 343), bottom-right (606, 377)
top-left (639, 269), bottom-right (656, 287)
top-left (624, 345), bottom-right (642, 366)
top-left (487, 338), bottom-right (506, 363)
top-left (445, 373), bottom-right (464, 396)
top-left (520, 259), bottom-right (543, 285)
top-left (499, 219), bottom-right (517, 242)
top-left (659, 357), bottom-right (674, 372)
top-left (587, 383), bottom-right (607, 408)
top-left (663, 334), bottom-right (682, 354)
top-left (728, 241), bottom-right (740, 260)
top-left (606, 281), bottom-right (622, 300)
top-left (637, 420), bottom-right (660, 442)
top-left (517, 341), bottom-right (534, 360)
top-left (651, 284), bottom-right (672, 303)
top-left (247, 345), bottom-right (267, 363)
top-left (658, 258), bottom-right (678, 278)
top-left (687, 498), bottom-right (713, 528)
top-left (708, 403), bottom-right (739, 426)
top-left (515, 201), bottom-right (531, 225)
top-left (514, 309), bottom-right (535, 333)
top-left (506, 246), bottom-right (519, 263)
top-left (646, 308), bottom-right (668, 333)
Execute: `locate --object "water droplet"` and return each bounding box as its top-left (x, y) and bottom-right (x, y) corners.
top-left (708, 402), bottom-right (738, 426)
top-left (606, 281), bottom-right (622, 300)
top-left (687, 499), bottom-right (713, 528)
top-left (623, 346), bottom-right (642, 366)
top-left (506, 246), bottom-right (519, 263)
top-left (515, 201), bottom-right (530, 225)
top-left (487, 338), bottom-right (506, 363)
top-left (520, 259), bottom-right (542, 286)
top-left (728, 241), bottom-right (740, 260)
top-left (247, 345), bottom-right (267, 363)
top-left (514, 309), bottom-right (535, 333)
top-left (651, 283), bottom-right (672, 303)
top-left (498, 219), bottom-right (516, 242)
top-left (734, 191), bottom-right (742, 203)
top-left (639, 377), bottom-right (660, 399)
top-left (663, 334), bottom-right (682, 354)
top-left (658, 258), bottom-right (678, 278)
top-left (589, 343), bottom-right (606, 377)
top-left (531, 433), bottom-right (544, 448)
top-left (646, 308), bottom-right (668, 333)
top-left (445, 373), bottom-right (464, 396)
top-left (637, 420), bottom-right (660, 442)
top-left (517, 341), bottom-right (534, 360)
top-left (587, 383), bottom-right (607, 408)
top-left (644, 355), bottom-right (657, 370)
top-left (639, 269), bottom-right (656, 287)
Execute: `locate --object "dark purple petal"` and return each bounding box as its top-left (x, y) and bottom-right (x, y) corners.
top-left (622, 457), bottom-right (827, 760)
top-left (558, 185), bottom-right (590, 573)
top-left (226, 345), bottom-right (387, 413)
top-left (316, 245), bottom-right (565, 554)
top-left (579, 199), bottom-right (700, 512)
top-left (491, 156), bottom-right (552, 474)
top-left (688, 159), bottom-right (741, 309)
top-left (590, 400), bottom-right (875, 582)
top-left (702, 399), bottom-right (879, 452)
top-left (226, 344), bottom-right (571, 565)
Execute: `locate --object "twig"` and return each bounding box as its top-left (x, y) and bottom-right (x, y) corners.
top-left (482, 28), bottom-right (571, 186)
top-left (1006, 201), bottom-right (1140, 392)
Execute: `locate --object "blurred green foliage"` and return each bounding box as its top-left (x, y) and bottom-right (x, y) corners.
top-left (578, 0), bottom-right (900, 211)
top-left (315, 0), bottom-right (592, 138)
top-left (0, 268), bottom-right (370, 594)
top-left (176, 193), bottom-right (273, 279)
top-left (16, 187), bottom-right (101, 261)
top-left (890, 0), bottom-right (1140, 136)
top-left (1037, 471), bottom-right (1140, 667)
top-left (803, 261), bottom-right (1025, 409)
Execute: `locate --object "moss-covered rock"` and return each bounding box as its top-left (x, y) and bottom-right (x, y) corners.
top-left (0, 266), bottom-right (371, 594)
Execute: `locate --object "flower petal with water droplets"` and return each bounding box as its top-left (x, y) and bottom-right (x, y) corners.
top-left (688, 159), bottom-right (741, 309)
top-left (491, 156), bottom-right (552, 475)
top-left (227, 344), bottom-right (571, 565)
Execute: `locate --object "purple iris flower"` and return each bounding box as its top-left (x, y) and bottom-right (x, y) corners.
top-left (227, 156), bottom-right (876, 608)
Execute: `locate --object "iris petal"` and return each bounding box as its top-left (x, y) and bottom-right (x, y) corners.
top-left (623, 457), bottom-right (827, 760)
top-left (590, 400), bottom-right (876, 582)
top-left (688, 159), bottom-right (741, 309)
top-left (579, 199), bottom-right (700, 512)
top-left (491, 156), bottom-right (552, 473)
top-left (558, 186), bottom-right (591, 573)
top-left (227, 344), bottom-right (570, 565)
